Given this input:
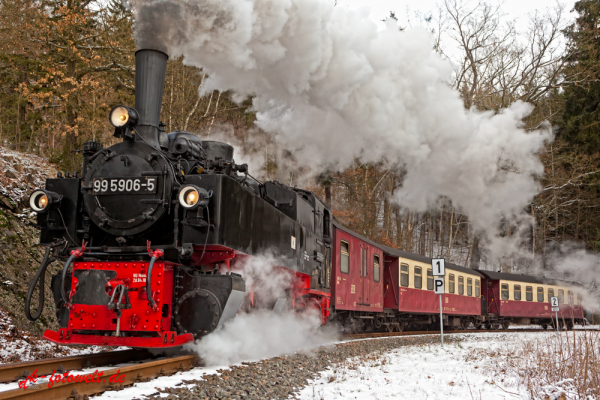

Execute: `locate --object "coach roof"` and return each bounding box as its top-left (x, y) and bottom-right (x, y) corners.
top-left (380, 245), bottom-right (483, 277)
top-left (477, 270), bottom-right (543, 284)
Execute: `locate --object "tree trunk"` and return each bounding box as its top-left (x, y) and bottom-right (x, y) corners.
top-left (470, 234), bottom-right (481, 270)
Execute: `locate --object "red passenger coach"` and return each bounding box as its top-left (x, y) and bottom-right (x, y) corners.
top-left (332, 222), bottom-right (384, 313)
top-left (381, 247), bottom-right (483, 330)
top-left (478, 271), bottom-right (586, 330)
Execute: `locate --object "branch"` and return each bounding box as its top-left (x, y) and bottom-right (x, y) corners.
top-left (76, 62), bottom-right (133, 80)
top-left (539, 170), bottom-right (600, 193)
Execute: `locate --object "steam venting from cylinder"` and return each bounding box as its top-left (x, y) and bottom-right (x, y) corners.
top-left (135, 49), bottom-right (168, 148)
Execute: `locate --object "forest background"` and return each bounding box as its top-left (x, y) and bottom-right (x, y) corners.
top-left (0, 0), bottom-right (599, 276)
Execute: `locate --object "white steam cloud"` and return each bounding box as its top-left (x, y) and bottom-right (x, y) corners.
top-left (544, 242), bottom-right (600, 309)
top-left (185, 254), bottom-right (338, 366)
top-left (129, 0), bottom-right (551, 259)
top-left (188, 309), bottom-right (337, 366)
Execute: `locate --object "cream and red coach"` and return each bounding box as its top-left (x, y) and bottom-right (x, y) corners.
top-left (478, 271), bottom-right (585, 330)
top-left (381, 248), bottom-right (484, 330)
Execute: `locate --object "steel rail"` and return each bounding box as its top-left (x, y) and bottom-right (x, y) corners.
top-left (0, 353), bottom-right (198, 400)
top-left (344, 327), bottom-right (598, 340)
top-left (0, 349), bottom-right (154, 384)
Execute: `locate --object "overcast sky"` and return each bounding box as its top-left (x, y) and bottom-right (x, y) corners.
top-left (336, 0), bottom-right (578, 30)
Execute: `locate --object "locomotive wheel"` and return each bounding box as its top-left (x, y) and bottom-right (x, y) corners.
top-left (386, 324), bottom-right (394, 332)
top-left (396, 323), bottom-right (404, 332)
top-left (540, 324), bottom-right (548, 330)
top-left (460, 320), bottom-right (470, 330)
top-left (501, 321), bottom-right (510, 330)
top-left (374, 317), bottom-right (383, 331)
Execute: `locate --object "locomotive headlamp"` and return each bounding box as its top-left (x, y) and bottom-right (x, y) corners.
top-left (109, 106), bottom-right (139, 141)
top-left (29, 189), bottom-right (61, 213)
top-left (109, 105), bottom-right (139, 128)
top-left (178, 185), bottom-right (210, 210)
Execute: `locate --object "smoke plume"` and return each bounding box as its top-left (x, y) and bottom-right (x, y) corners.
top-left (185, 253), bottom-right (339, 366)
top-left (129, 0), bottom-right (551, 259)
top-left (543, 243), bottom-right (600, 309)
top-left (188, 309), bottom-right (337, 366)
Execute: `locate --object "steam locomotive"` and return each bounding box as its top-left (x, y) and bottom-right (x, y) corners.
top-left (26, 48), bottom-right (333, 347)
top-left (26, 48), bottom-right (585, 348)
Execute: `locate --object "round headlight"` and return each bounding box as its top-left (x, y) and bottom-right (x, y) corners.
top-left (109, 105), bottom-right (139, 128)
top-left (178, 185), bottom-right (209, 210)
top-left (110, 106), bottom-right (129, 127)
top-left (29, 189), bottom-right (58, 213)
top-left (179, 186), bottom-right (199, 208)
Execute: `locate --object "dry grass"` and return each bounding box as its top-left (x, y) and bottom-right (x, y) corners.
top-left (468, 329), bottom-right (600, 399)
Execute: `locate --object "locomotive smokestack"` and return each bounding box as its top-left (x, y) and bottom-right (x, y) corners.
top-left (135, 49), bottom-right (168, 148)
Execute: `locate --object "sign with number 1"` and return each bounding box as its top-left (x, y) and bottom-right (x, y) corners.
top-left (432, 258), bottom-right (445, 276)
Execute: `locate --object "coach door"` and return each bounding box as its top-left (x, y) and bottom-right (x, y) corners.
top-left (360, 245), bottom-right (370, 305)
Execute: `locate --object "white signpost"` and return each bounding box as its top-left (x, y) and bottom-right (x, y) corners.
top-left (432, 259), bottom-right (445, 346)
top-left (551, 296), bottom-right (560, 334)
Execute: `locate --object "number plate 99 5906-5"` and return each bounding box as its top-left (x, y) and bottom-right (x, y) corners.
top-left (92, 177), bottom-right (157, 195)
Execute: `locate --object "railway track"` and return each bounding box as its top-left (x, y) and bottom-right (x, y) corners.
top-left (0, 350), bottom-right (199, 400)
top-left (345, 326), bottom-right (599, 340)
top-left (0, 327), bottom-right (592, 399)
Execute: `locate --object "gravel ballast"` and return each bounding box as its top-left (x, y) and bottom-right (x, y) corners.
top-left (145, 334), bottom-right (460, 400)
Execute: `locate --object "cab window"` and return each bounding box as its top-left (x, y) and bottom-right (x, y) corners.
top-left (467, 278), bottom-right (473, 296)
top-left (373, 255), bottom-right (380, 282)
top-left (340, 241), bottom-right (349, 274)
top-left (501, 283), bottom-right (509, 300)
top-left (548, 288), bottom-right (554, 303)
top-left (427, 269), bottom-right (433, 290)
top-left (537, 287), bottom-right (544, 302)
top-left (414, 267), bottom-right (422, 289)
top-left (449, 274), bottom-right (455, 294)
top-left (514, 285), bottom-right (521, 301)
top-left (400, 264), bottom-right (409, 287)
top-left (558, 289), bottom-right (564, 304)
top-left (526, 286), bottom-right (533, 302)
top-left (475, 280), bottom-right (480, 297)
top-left (458, 276), bottom-right (464, 295)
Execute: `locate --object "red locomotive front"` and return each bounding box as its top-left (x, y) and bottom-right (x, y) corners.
top-left (44, 260), bottom-right (193, 347)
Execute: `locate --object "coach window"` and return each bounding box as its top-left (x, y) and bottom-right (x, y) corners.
top-left (374, 255), bottom-right (380, 282)
top-left (458, 276), bottom-right (464, 295)
top-left (427, 269), bottom-right (434, 290)
top-left (501, 284), bottom-right (509, 300)
top-left (526, 286), bottom-right (533, 301)
top-left (558, 289), bottom-right (564, 304)
top-left (514, 285), bottom-right (522, 301)
top-left (449, 274), bottom-right (455, 294)
top-left (467, 278), bottom-right (473, 296)
top-left (340, 241), bottom-right (349, 274)
top-left (548, 288), bottom-right (554, 303)
top-left (475, 279), bottom-right (480, 297)
top-left (400, 264), bottom-right (409, 287)
top-left (568, 290), bottom-right (574, 305)
top-left (537, 287), bottom-right (544, 302)
top-left (577, 294), bottom-right (582, 305)
top-left (414, 267), bottom-right (422, 289)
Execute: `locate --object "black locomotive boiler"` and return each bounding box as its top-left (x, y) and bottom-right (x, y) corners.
top-left (26, 47), bottom-right (333, 347)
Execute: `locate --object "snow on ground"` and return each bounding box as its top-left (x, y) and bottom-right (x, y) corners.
top-left (298, 331), bottom-right (587, 400)
top-left (0, 309), bottom-right (120, 365)
top-left (93, 364), bottom-right (227, 400)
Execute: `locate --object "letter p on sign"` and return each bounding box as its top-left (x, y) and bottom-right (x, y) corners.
top-left (434, 277), bottom-right (445, 294)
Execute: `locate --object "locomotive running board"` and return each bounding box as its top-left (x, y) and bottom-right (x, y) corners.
top-left (43, 329), bottom-right (194, 348)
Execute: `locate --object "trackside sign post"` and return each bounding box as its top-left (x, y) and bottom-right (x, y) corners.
top-left (432, 258), bottom-right (445, 346)
top-left (551, 296), bottom-right (560, 334)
